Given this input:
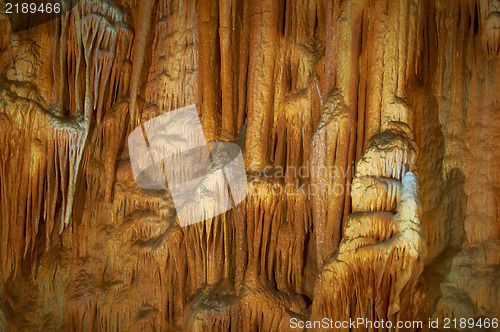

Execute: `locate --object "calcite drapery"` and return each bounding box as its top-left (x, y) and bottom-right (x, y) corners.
top-left (1, 0), bottom-right (500, 330)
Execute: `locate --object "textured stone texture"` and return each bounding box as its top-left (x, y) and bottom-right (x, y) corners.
top-left (0, 0), bottom-right (499, 330)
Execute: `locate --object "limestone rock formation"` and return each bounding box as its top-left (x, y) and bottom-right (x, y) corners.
top-left (1, 0), bottom-right (499, 331)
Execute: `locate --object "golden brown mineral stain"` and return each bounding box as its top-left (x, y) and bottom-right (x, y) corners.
top-left (1, 0), bottom-right (500, 331)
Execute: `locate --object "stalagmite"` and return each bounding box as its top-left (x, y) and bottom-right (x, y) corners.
top-left (1, 0), bottom-right (500, 330)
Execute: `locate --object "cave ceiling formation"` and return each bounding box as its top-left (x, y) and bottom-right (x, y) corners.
top-left (0, 0), bottom-right (499, 330)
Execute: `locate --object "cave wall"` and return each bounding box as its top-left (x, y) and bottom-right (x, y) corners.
top-left (0, 0), bottom-right (499, 330)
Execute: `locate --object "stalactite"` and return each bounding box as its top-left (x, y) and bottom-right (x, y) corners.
top-left (1, 0), bottom-right (500, 330)
top-left (244, 0), bottom-right (280, 169)
top-left (311, 168), bottom-right (427, 326)
top-left (310, 90), bottom-right (353, 266)
top-left (483, 0), bottom-right (500, 59)
top-left (311, 0), bottom-right (427, 326)
top-left (233, 176), bottom-right (312, 296)
top-left (0, 95), bottom-right (85, 277)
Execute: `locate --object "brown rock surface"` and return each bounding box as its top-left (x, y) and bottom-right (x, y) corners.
top-left (0, 0), bottom-right (499, 330)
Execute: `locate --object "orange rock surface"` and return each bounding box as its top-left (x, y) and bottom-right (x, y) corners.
top-left (0, 0), bottom-right (499, 330)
